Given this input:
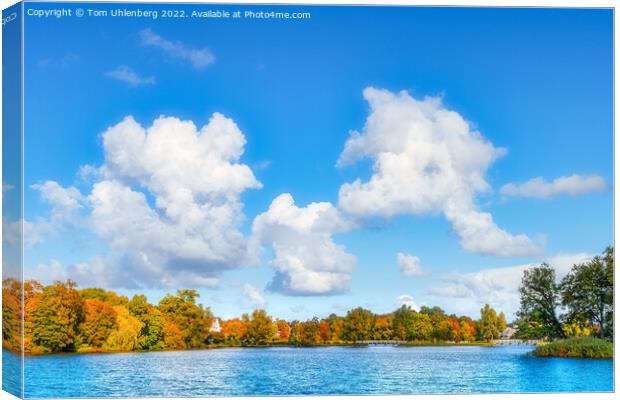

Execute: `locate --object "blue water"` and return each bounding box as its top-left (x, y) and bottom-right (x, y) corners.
top-left (3, 345), bottom-right (613, 398)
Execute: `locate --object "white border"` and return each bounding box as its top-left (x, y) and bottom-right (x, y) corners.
top-left (0, 1), bottom-right (616, 400)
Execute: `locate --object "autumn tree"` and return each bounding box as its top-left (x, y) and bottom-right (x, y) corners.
top-left (105, 306), bottom-right (143, 351)
top-left (298, 318), bottom-right (320, 345)
top-left (343, 307), bottom-right (373, 342)
top-left (2, 278), bottom-right (22, 351)
top-left (80, 299), bottom-right (118, 348)
top-left (243, 310), bottom-right (275, 345)
top-left (318, 320), bottom-right (332, 343)
top-left (275, 319), bottom-right (291, 341)
top-left (326, 314), bottom-right (345, 342)
top-left (158, 290), bottom-right (212, 348)
top-left (498, 312), bottom-right (507, 333)
top-left (222, 318), bottom-right (247, 345)
top-left (478, 304), bottom-right (500, 341)
top-left (163, 320), bottom-right (185, 349)
top-left (459, 316), bottom-right (477, 342)
top-left (372, 315), bottom-right (393, 340)
top-left (447, 316), bottom-right (461, 343)
top-left (23, 280), bottom-right (44, 352)
top-left (32, 280), bottom-right (84, 352)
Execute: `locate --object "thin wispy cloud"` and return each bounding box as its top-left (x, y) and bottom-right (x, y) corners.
top-left (427, 252), bottom-right (594, 318)
top-left (2, 182), bottom-right (14, 193)
top-left (139, 28), bottom-right (215, 70)
top-left (106, 65), bottom-right (156, 87)
top-left (500, 174), bottom-right (606, 199)
top-left (38, 53), bottom-right (79, 69)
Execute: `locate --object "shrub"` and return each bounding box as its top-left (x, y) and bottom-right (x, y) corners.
top-left (532, 337), bottom-right (612, 359)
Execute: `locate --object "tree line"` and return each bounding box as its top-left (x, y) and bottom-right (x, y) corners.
top-left (2, 281), bottom-right (507, 354)
top-left (3, 245), bottom-right (610, 354)
top-left (515, 246), bottom-right (613, 341)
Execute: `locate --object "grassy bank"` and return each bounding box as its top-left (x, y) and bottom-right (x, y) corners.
top-left (532, 337), bottom-right (613, 359)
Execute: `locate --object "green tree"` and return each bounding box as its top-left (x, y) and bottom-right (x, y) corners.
top-left (517, 263), bottom-right (563, 339)
top-left (140, 309), bottom-right (167, 350)
top-left (392, 305), bottom-right (415, 340)
top-left (32, 280), bottom-right (84, 352)
top-left (391, 306), bottom-right (432, 341)
top-left (127, 294), bottom-right (149, 319)
top-left (243, 310), bottom-right (275, 345)
top-left (343, 307), bottom-right (373, 341)
top-left (420, 306), bottom-right (452, 341)
top-left (561, 247), bottom-right (614, 338)
top-left (80, 288), bottom-right (128, 306)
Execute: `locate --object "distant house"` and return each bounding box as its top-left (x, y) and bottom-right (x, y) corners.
top-left (500, 326), bottom-right (517, 339)
top-left (209, 318), bottom-right (222, 333)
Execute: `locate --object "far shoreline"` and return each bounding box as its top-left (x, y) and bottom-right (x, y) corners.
top-left (7, 340), bottom-right (509, 357)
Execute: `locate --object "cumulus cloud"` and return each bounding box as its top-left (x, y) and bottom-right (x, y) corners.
top-left (396, 294), bottom-right (420, 311)
top-left (427, 252), bottom-right (593, 318)
top-left (81, 113), bottom-right (261, 288)
top-left (500, 174), bottom-right (606, 199)
top-left (106, 65), bottom-right (155, 87)
top-left (252, 193), bottom-right (356, 296)
top-left (397, 252), bottom-right (426, 277)
top-left (242, 283), bottom-right (266, 309)
top-left (337, 87), bottom-right (540, 257)
top-left (139, 28), bottom-right (215, 69)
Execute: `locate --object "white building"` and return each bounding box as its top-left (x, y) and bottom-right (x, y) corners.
top-left (500, 326), bottom-right (517, 339)
top-left (209, 318), bottom-right (222, 333)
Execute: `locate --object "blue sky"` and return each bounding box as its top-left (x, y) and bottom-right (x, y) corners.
top-left (14, 3), bottom-right (613, 321)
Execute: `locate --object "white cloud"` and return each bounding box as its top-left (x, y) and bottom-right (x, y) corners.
top-left (500, 174), bottom-right (606, 199)
top-left (10, 181), bottom-right (85, 247)
top-left (337, 87), bottom-right (540, 257)
top-left (242, 283), bottom-right (266, 309)
top-left (24, 257), bottom-right (162, 289)
top-left (397, 252), bottom-right (426, 277)
top-left (427, 252), bottom-right (593, 318)
top-left (81, 113), bottom-right (261, 288)
top-left (106, 65), bottom-right (155, 87)
top-left (3, 219), bottom-right (23, 247)
top-left (2, 182), bottom-right (14, 193)
top-left (252, 193), bottom-right (356, 296)
top-left (396, 294), bottom-right (420, 311)
top-left (139, 28), bottom-right (215, 69)
top-left (31, 181), bottom-right (83, 223)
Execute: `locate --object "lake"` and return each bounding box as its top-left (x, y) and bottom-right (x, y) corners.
top-left (3, 345), bottom-right (614, 397)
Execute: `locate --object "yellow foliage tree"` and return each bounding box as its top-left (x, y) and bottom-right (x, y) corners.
top-left (104, 306), bottom-right (143, 352)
